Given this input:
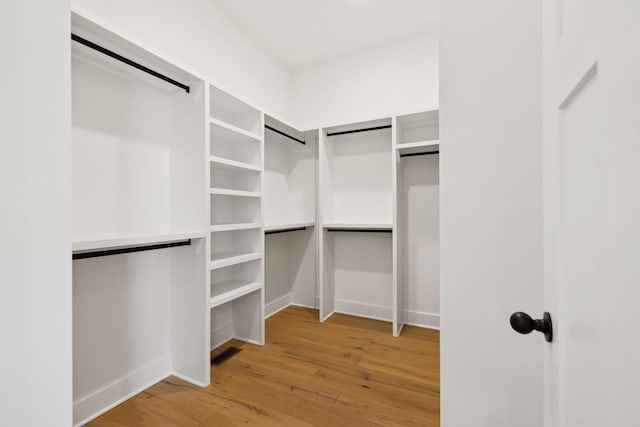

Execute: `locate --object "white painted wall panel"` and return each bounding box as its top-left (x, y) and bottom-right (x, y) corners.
top-left (0, 1), bottom-right (73, 425)
top-left (292, 33), bottom-right (439, 130)
top-left (440, 1), bottom-right (543, 425)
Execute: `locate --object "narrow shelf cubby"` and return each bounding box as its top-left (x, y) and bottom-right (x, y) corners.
top-left (210, 258), bottom-right (262, 308)
top-left (210, 119), bottom-right (262, 168)
top-left (210, 193), bottom-right (261, 226)
top-left (210, 86), bottom-right (262, 136)
top-left (396, 110), bottom-right (439, 156)
top-left (210, 228), bottom-right (261, 269)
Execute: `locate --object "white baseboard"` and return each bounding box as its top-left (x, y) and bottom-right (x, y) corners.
top-left (334, 299), bottom-right (440, 330)
top-left (171, 371), bottom-right (208, 388)
top-left (404, 309), bottom-right (440, 330)
top-left (73, 354), bottom-right (171, 426)
top-left (265, 293), bottom-right (292, 318)
top-left (334, 299), bottom-right (392, 322)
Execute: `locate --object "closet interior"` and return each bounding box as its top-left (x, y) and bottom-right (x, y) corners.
top-left (71, 13), bottom-right (208, 425)
top-left (70, 11), bottom-right (439, 425)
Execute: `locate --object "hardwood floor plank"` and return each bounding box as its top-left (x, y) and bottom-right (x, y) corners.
top-left (87, 306), bottom-right (439, 426)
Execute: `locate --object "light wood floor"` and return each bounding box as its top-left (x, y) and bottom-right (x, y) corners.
top-left (89, 306), bottom-right (440, 426)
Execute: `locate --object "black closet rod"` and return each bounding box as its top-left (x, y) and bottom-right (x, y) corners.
top-left (400, 151), bottom-right (440, 158)
top-left (326, 228), bottom-right (392, 233)
top-left (265, 227), bottom-right (307, 235)
top-left (71, 34), bottom-right (191, 93)
top-left (326, 125), bottom-right (391, 137)
top-left (265, 125), bottom-right (306, 145)
top-left (72, 239), bottom-right (191, 260)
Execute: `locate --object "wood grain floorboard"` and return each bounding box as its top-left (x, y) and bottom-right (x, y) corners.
top-left (86, 306), bottom-right (440, 426)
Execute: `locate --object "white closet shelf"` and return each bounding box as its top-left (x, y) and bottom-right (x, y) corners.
top-left (396, 140), bottom-right (439, 151)
top-left (264, 222), bottom-right (315, 233)
top-left (210, 223), bottom-right (262, 232)
top-left (210, 117), bottom-right (261, 142)
top-left (210, 188), bottom-right (262, 198)
top-left (210, 280), bottom-right (262, 308)
top-left (210, 156), bottom-right (261, 172)
top-left (322, 223), bottom-right (392, 231)
top-left (72, 230), bottom-right (206, 252)
top-left (210, 251), bottom-right (261, 270)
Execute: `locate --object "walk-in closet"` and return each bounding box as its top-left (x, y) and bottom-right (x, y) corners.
top-left (34, 3), bottom-right (441, 425)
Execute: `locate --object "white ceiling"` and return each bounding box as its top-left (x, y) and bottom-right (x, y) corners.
top-left (214, 0), bottom-right (439, 69)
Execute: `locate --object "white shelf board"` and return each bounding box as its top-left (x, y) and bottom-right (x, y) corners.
top-left (210, 280), bottom-right (262, 308)
top-left (210, 117), bottom-right (261, 142)
top-left (210, 155), bottom-right (261, 172)
top-left (210, 251), bottom-right (261, 270)
top-left (210, 223), bottom-right (262, 232)
top-left (264, 222), bottom-right (315, 233)
top-left (396, 140), bottom-right (439, 151)
top-left (209, 188), bottom-right (261, 198)
top-left (322, 223), bottom-right (392, 231)
top-left (72, 230), bottom-right (206, 252)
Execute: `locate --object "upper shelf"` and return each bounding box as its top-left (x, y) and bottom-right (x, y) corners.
top-left (264, 222), bottom-right (315, 233)
top-left (72, 230), bottom-right (207, 252)
top-left (396, 140), bottom-right (439, 156)
top-left (210, 86), bottom-right (262, 136)
top-left (396, 110), bottom-right (439, 145)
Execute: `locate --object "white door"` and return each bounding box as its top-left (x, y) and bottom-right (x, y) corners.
top-left (543, 1), bottom-right (640, 425)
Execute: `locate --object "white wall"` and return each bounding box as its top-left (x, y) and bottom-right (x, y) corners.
top-left (0, 1), bottom-right (73, 425)
top-left (291, 32), bottom-right (438, 130)
top-left (72, 0), bottom-right (292, 120)
top-left (440, 1), bottom-right (543, 426)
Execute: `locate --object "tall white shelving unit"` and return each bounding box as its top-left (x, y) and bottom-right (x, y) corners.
top-left (71, 12), bottom-right (208, 425)
top-left (394, 110), bottom-right (440, 335)
top-left (208, 86), bottom-right (265, 350)
top-left (319, 118), bottom-right (394, 326)
top-left (263, 116), bottom-right (318, 316)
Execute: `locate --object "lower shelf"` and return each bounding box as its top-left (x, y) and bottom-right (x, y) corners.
top-left (210, 280), bottom-right (262, 308)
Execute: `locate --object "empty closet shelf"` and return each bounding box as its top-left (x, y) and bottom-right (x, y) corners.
top-left (210, 223), bottom-right (262, 232)
top-left (323, 223), bottom-right (392, 232)
top-left (264, 222), bottom-right (315, 233)
top-left (72, 230), bottom-right (206, 252)
top-left (210, 118), bottom-right (261, 141)
top-left (210, 188), bottom-right (261, 197)
top-left (210, 251), bottom-right (261, 270)
top-left (210, 156), bottom-right (261, 172)
top-left (396, 140), bottom-right (439, 150)
top-left (210, 280), bottom-right (262, 308)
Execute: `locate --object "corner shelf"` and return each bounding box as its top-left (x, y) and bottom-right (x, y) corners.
top-left (210, 280), bottom-right (262, 308)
